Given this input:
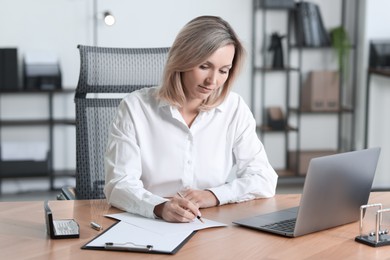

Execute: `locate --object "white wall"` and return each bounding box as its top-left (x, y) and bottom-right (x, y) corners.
top-left (0, 0), bottom-right (251, 95)
top-left (0, 0), bottom-right (251, 171)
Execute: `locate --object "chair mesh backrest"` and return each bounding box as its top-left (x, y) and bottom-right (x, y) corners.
top-left (75, 45), bottom-right (169, 199)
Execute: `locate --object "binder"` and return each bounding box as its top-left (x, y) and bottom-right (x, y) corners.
top-left (315, 4), bottom-right (331, 46)
top-left (295, 2), bottom-right (313, 46)
top-left (307, 2), bottom-right (321, 47)
top-left (294, 2), bottom-right (330, 47)
top-left (82, 221), bottom-right (196, 254)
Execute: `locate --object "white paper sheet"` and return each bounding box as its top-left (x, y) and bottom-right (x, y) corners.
top-left (106, 212), bottom-right (227, 236)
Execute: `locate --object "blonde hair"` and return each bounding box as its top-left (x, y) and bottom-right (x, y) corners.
top-left (157, 16), bottom-right (245, 111)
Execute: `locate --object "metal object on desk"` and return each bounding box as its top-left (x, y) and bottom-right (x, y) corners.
top-left (89, 199), bottom-right (110, 231)
top-left (355, 203), bottom-right (390, 247)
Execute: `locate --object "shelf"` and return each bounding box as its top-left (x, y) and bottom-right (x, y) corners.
top-left (364, 68), bottom-right (390, 147)
top-left (369, 68), bottom-right (390, 77)
top-left (53, 169), bottom-right (76, 178)
top-left (254, 0), bottom-right (295, 10)
top-left (290, 44), bottom-right (357, 50)
top-left (0, 88), bottom-right (74, 94)
top-left (254, 66), bottom-right (299, 72)
top-left (289, 107), bottom-right (354, 114)
top-left (288, 150), bottom-right (338, 176)
top-left (0, 87), bottom-right (76, 193)
top-left (289, 44), bottom-right (333, 49)
top-left (275, 169), bottom-right (296, 178)
top-left (258, 125), bottom-right (298, 132)
top-left (252, 0), bottom-right (357, 181)
top-left (0, 159), bottom-right (49, 178)
top-left (0, 119), bottom-right (75, 126)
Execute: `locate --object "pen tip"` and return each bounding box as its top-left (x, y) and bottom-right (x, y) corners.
top-left (197, 216), bottom-right (205, 223)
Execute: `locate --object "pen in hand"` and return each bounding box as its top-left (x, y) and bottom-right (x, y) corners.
top-left (177, 192), bottom-right (205, 223)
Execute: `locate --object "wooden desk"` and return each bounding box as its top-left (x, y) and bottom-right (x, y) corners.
top-left (1, 193), bottom-right (390, 259)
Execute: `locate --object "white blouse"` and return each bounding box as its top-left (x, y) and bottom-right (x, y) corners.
top-left (104, 87), bottom-right (278, 218)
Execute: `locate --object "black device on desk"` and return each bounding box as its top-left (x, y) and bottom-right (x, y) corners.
top-left (44, 201), bottom-right (80, 239)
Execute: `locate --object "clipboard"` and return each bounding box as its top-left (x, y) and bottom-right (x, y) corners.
top-left (82, 221), bottom-right (196, 254)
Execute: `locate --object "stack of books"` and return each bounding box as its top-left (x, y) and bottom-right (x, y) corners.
top-left (294, 1), bottom-right (331, 47)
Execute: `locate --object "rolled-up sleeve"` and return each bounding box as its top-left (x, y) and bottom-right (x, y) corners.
top-left (208, 96), bottom-right (278, 205)
top-left (104, 99), bottom-right (167, 218)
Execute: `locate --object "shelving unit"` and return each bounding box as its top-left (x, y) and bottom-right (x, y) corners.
top-left (251, 0), bottom-right (358, 179)
top-left (364, 68), bottom-right (390, 148)
top-left (0, 88), bottom-right (75, 194)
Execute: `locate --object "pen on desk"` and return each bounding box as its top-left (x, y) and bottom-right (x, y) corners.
top-left (177, 192), bottom-right (204, 223)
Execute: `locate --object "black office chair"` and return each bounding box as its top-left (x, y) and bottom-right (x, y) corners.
top-left (60, 45), bottom-right (169, 200)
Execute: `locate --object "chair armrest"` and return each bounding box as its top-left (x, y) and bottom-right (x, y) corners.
top-left (58, 186), bottom-right (77, 200)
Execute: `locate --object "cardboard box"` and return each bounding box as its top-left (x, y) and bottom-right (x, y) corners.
top-left (288, 150), bottom-right (336, 175)
top-left (301, 71), bottom-right (340, 111)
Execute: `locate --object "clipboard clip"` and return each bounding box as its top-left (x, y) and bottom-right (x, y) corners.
top-left (105, 241), bottom-right (153, 252)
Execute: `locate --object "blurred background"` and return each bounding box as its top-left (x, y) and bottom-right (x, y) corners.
top-left (0, 0), bottom-right (389, 200)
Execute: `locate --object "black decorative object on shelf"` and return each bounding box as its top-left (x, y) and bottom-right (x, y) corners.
top-left (268, 32), bottom-right (285, 69)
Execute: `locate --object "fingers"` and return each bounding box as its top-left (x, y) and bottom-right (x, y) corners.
top-left (176, 195), bottom-right (202, 220)
top-left (182, 189), bottom-right (219, 208)
top-left (161, 197), bottom-right (198, 223)
top-left (181, 190), bottom-right (200, 205)
top-left (159, 190), bottom-right (215, 222)
top-left (174, 202), bottom-right (197, 221)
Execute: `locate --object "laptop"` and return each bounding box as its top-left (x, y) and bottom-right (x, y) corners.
top-left (233, 147), bottom-right (381, 237)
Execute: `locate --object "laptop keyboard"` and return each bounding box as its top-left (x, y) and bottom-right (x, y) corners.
top-left (260, 218), bottom-right (296, 233)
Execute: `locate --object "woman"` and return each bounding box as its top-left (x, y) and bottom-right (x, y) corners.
top-left (104, 15), bottom-right (278, 223)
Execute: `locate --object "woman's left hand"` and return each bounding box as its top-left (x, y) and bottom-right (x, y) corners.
top-left (181, 189), bottom-right (219, 208)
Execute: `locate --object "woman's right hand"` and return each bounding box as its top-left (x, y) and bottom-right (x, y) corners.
top-left (153, 195), bottom-right (201, 222)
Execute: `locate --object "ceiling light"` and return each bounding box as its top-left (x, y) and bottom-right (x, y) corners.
top-left (103, 11), bottom-right (115, 26)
